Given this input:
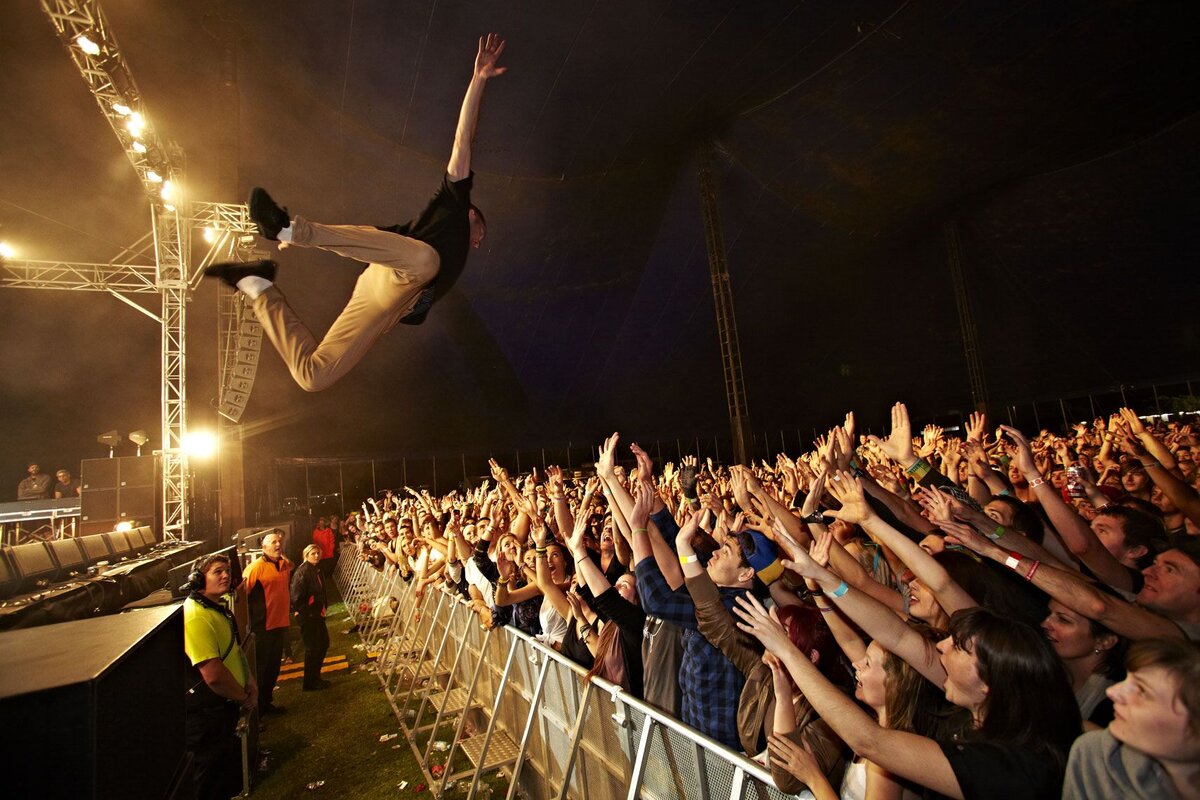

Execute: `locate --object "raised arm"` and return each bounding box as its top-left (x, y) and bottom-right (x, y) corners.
top-left (940, 520), bottom-right (1186, 641)
top-left (828, 474), bottom-right (978, 616)
top-left (446, 34), bottom-right (506, 181)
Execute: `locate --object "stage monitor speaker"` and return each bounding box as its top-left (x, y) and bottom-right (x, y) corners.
top-left (9, 542), bottom-right (57, 591)
top-left (0, 605), bottom-right (186, 799)
top-left (78, 534), bottom-right (112, 563)
top-left (80, 458), bottom-right (119, 491)
top-left (46, 539), bottom-right (86, 578)
top-left (0, 550), bottom-right (15, 598)
top-left (102, 532), bottom-right (131, 560)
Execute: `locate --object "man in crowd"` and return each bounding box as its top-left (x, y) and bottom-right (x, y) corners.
top-left (243, 530), bottom-right (292, 714)
top-left (53, 468), bottom-right (80, 499)
top-left (17, 462), bottom-right (52, 500)
top-left (203, 33), bottom-right (506, 392)
top-left (183, 553), bottom-right (256, 800)
top-left (311, 516), bottom-right (336, 580)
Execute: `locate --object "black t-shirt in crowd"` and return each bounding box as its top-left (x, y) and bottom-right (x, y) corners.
top-left (379, 172), bottom-right (473, 325)
top-left (940, 739), bottom-right (1064, 800)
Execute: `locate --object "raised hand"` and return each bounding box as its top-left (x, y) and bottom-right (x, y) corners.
top-left (488, 458), bottom-right (509, 484)
top-left (630, 442), bottom-right (654, 481)
top-left (767, 734), bottom-right (824, 787)
top-left (935, 519), bottom-right (990, 554)
top-left (965, 411), bottom-right (986, 444)
top-left (825, 471), bottom-right (874, 526)
top-left (915, 486), bottom-right (954, 523)
top-left (733, 594), bottom-right (792, 654)
top-left (998, 425), bottom-right (1040, 478)
top-left (474, 33), bottom-right (507, 80)
top-left (799, 470), bottom-right (827, 519)
top-left (866, 402), bottom-right (916, 466)
top-left (630, 477), bottom-right (656, 529)
top-left (545, 465), bottom-right (565, 496)
top-left (596, 433), bottom-right (619, 478)
top-left (1118, 407), bottom-right (1147, 436)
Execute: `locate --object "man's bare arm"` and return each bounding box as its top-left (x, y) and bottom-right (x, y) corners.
top-left (446, 34), bottom-right (506, 181)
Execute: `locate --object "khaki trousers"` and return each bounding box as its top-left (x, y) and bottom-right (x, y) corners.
top-left (251, 216), bottom-right (439, 392)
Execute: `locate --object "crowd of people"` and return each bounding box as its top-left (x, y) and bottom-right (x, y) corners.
top-left (341, 405), bottom-right (1200, 799)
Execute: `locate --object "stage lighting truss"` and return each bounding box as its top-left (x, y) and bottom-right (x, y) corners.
top-left (0, 1), bottom-right (267, 541)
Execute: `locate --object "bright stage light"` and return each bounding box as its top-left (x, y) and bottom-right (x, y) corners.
top-left (163, 203), bottom-right (176, 212)
top-left (161, 179), bottom-right (176, 200)
top-left (203, 226), bottom-right (219, 243)
top-left (183, 430), bottom-right (217, 458)
top-left (75, 35), bottom-right (101, 56)
top-left (0, 242), bottom-right (15, 259)
top-left (131, 140), bottom-right (147, 154)
top-left (146, 170), bottom-right (163, 183)
top-left (112, 102), bottom-right (132, 116)
top-left (126, 112), bottom-right (145, 138)
top-left (114, 521), bottom-right (134, 533)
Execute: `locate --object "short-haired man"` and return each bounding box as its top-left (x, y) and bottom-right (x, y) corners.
top-left (17, 463), bottom-right (51, 500)
top-left (203, 34), bottom-right (506, 392)
top-left (183, 554), bottom-right (256, 800)
top-left (53, 469), bottom-right (81, 499)
top-left (243, 531), bottom-right (292, 714)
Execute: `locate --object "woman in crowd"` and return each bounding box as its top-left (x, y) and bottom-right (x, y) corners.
top-left (736, 590), bottom-right (1080, 799)
top-left (1063, 638), bottom-right (1200, 799)
top-left (290, 544), bottom-right (330, 691)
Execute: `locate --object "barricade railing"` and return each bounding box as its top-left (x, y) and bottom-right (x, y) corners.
top-left (335, 545), bottom-right (809, 800)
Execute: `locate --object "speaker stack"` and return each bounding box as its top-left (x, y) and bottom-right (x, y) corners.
top-left (80, 456), bottom-right (159, 537)
top-left (0, 604), bottom-right (189, 799)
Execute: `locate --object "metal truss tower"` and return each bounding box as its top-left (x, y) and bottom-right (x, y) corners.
top-left (697, 142), bottom-right (753, 465)
top-left (0, 1), bottom-right (259, 539)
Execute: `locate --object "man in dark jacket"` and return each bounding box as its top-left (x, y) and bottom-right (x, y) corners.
top-left (291, 544), bottom-right (330, 691)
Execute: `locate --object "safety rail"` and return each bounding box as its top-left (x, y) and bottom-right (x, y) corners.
top-left (334, 545), bottom-right (810, 800)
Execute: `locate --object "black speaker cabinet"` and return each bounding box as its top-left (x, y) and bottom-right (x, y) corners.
top-left (119, 455), bottom-right (157, 488)
top-left (0, 605), bottom-right (186, 800)
top-left (80, 458), bottom-right (119, 491)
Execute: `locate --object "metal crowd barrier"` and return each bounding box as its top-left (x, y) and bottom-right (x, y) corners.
top-left (335, 545), bottom-right (810, 800)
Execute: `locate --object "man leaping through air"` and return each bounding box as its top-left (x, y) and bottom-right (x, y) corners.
top-left (204, 33), bottom-right (507, 392)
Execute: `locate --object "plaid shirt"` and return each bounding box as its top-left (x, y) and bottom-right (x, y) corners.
top-left (635, 556), bottom-right (747, 750)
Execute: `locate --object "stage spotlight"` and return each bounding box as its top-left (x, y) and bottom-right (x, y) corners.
top-left (114, 521), bottom-right (134, 533)
top-left (146, 170), bottom-right (163, 183)
top-left (0, 242), bottom-right (15, 259)
top-left (75, 35), bottom-right (101, 56)
top-left (126, 112), bottom-right (145, 138)
top-left (161, 180), bottom-right (176, 200)
top-left (203, 226), bottom-right (219, 243)
top-left (163, 203), bottom-right (176, 212)
top-left (131, 140), bottom-right (147, 154)
top-left (183, 430), bottom-right (217, 459)
top-left (112, 102), bottom-right (132, 116)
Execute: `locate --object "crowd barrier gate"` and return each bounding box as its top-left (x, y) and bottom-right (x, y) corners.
top-left (334, 546), bottom-right (812, 800)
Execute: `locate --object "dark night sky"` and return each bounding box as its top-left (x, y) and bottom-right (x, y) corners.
top-left (1, 0), bottom-right (1197, 495)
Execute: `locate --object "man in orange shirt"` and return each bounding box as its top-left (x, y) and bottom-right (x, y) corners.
top-left (243, 530), bottom-right (292, 714)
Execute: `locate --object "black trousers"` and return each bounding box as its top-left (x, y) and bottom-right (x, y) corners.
top-left (186, 703), bottom-right (240, 800)
top-left (299, 614), bottom-right (331, 687)
top-left (255, 627), bottom-right (286, 708)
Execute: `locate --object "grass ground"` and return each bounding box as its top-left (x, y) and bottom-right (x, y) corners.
top-left (248, 588), bottom-right (507, 799)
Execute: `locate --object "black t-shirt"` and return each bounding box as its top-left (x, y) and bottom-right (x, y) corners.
top-left (55, 479), bottom-right (81, 499)
top-left (379, 172), bottom-right (473, 323)
top-left (940, 739), bottom-right (1064, 800)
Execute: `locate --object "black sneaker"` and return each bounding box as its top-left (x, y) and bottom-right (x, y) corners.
top-left (248, 187), bottom-right (290, 241)
top-left (203, 259), bottom-right (277, 290)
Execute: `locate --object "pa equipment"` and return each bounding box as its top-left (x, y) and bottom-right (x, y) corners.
top-left (0, 604), bottom-right (187, 799)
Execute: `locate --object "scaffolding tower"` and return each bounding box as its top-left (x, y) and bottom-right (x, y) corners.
top-left (0, 1), bottom-right (260, 540)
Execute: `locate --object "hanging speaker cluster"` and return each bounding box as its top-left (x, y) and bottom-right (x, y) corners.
top-left (218, 312), bottom-right (262, 423)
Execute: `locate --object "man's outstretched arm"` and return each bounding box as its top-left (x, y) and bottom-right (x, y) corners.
top-left (447, 33), bottom-right (506, 181)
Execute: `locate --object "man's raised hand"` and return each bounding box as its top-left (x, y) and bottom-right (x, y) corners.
top-left (474, 33), bottom-right (507, 81)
